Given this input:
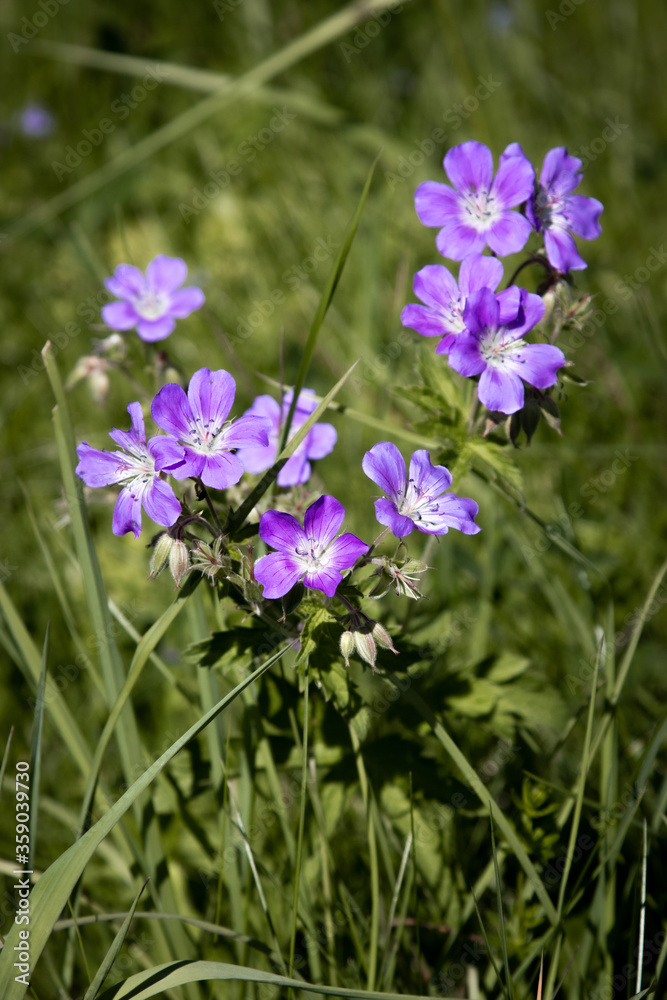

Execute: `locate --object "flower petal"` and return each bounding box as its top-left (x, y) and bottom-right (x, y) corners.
top-left (478, 366), bottom-right (525, 414)
top-left (75, 443), bottom-right (123, 487)
top-left (259, 510), bottom-right (306, 554)
top-left (414, 180), bottom-right (461, 226)
top-left (413, 264), bottom-right (459, 310)
top-left (188, 368), bottom-right (235, 428)
top-left (513, 343), bottom-right (565, 389)
top-left (544, 227), bottom-right (587, 272)
top-left (201, 451), bottom-right (244, 490)
top-left (408, 450), bottom-right (452, 497)
top-left (447, 334), bottom-right (486, 377)
top-left (222, 415), bottom-right (270, 450)
top-left (151, 383), bottom-right (193, 438)
top-left (277, 452), bottom-right (311, 486)
top-left (458, 253), bottom-right (503, 295)
top-left (431, 494), bottom-right (481, 535)
top-left (112, 486), bottom-right (142, 538)
top-left (168, 286), bottom-right (205, 318)
top-left (490, 144), bottom-right (535, 206)
top-left (564, 194), bottom-right (603, 239)
top-left (148, 435), bottom-right (187, 473)
top-left (444, 141), bottom-right (493, 192)
top-left (401, 303), bottom-right (453, 338)
top-left (254, 552), bottom-right (304, 599)
top-left (102, 301), bottom-right (139, 330)
top-left (323, 532), bottom-right (369, 571)
top-left (485, 211), bottom-right (532, 257)
top-left (362, 442), bottom-right (406, 501)
top-left (142, 477), bottom-right (183, 527)
top-left (136, 316), bottom-right (176, 342)
top-left (374, 497), bottom-right (415, 538)
top-left (306, 422), bottom-right (337, 460)
top-left (436, 222), bottom-right (487, 260)
top-left (302, 565), bottom-right (342, 598)
top-left (105, 264), bottom-right (145, 299)
top-left (145, 255), bottom-right (188, 294)
top-left (304, 495), bottom-right (345, 549)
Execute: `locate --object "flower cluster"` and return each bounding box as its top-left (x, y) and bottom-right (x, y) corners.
top-left (403, 140), bottom-right (602, 417)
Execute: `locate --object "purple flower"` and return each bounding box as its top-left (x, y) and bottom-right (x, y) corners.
top-left (75, 402), bottom-right (184, 538)
top-left (151, 368), bottom-right (271, 490)
top-left (17, 102), bottom-right (56, 138)
top-left (401, 253), bottom-right (504, 355)
top-left (101, 256), bottom-right (204, 342)
top-left (414, 141), bottom-right (535, 260)
top-left (448, 287), bottom-right (565, 414)
top-left (236, 389), bottom-right (337, 486)
top-left (254, 495), bottom-right (368, 599)
top-left (362, 443), bottom-right (481, 539)
top-left (526, 147), bottom-right (603, 272)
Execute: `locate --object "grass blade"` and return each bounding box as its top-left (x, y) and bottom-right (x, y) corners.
top-left (83, 880), bottom-right (149, 1000)
top-left (28, 626), bottom-right (49, 874)
top-left (279, 152), bottom-right (381, 452)
top-left (0, 641), bottom-right (293, 1000)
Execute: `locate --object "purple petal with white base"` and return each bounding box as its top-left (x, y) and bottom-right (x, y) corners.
top-left (102, 254), bottom-right (204, 342)
top-left (415, 141), bottom-right (535, 261)
top-left (75, 401), bottom-right (184, 538)
top-left (254, 495), bottom-right (368, 599)
top-left (362, 442), bottom-right (480, 538)
top-left (151, 368), bottom-right (270, 490)
top-left (526, 147), bottom-right (603, 272)
top-left (402, 254), bottom-right (504, 355)
top-left (449, 287), bottom-right (565, 414)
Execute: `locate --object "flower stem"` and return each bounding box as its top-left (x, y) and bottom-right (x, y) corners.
top-left (193, 477), bottom-right (224, 535)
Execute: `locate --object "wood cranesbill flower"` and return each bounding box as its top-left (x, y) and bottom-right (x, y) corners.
top-left (526, 147), bottom-right (603, 272)
top-left (236, 388), bottom-right (337, 486)
top-left (254, 495), bottom-right (368, 599)
top-left (362, 442), bottom-right (481, 539)
top-left (101, 255), bottom-right (204, 342)
top-left (151, 367), bottom-right (271, 490)
top-left (414, 140), bottom-right (535, 260)
top-left (75, 402), bottom-right (184, 538)
top-left (400, 253), bottom-right (508, 356)
top-left (448, 287), bottom-right (565, 414)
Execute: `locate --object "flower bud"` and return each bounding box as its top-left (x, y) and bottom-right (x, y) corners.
top-left (168, 539), bottom-right (190, 587)
top-left (354, 628), bottom-right (377, 671)
top-left (372, 622), bottom-right (399, 655)
top-left (148, 533), bottom-right (175, 579)
top-left (339, 630), bottom-right (355, 668)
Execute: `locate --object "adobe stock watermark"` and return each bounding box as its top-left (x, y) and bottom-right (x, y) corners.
top-left (571, 117), bottom-right (629, 169)
top-left (7, 0), bottom-right (70, 53)
top-left (51, 66), bottom-right (169, 181)
top-left (545, 0), bottom-right (585, 30)
top-left (212, 0), bottom-right (243, 19)
top-left (230, 234), bottom-right (340, 344)
top-left (560, 244), bottom-right (667, 358)
top-left (339, 1), bottom-right (412, 62)
top-left (178, 107), bottom-right (296, 223)
top-left (17, 287), bottom-right (113, 385)
top-left (384, 75), bottom-right (502, 190)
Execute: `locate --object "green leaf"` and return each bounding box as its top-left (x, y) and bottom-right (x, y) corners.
top-left (83, 880), bottom-right (149, 1000)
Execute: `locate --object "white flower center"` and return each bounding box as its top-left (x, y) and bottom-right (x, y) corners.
top-left (479, 328), bottom-right (525, 368)
top-left (398, 478), bottom-right (442, 524)
top-left (133, 289), bottom-right (170, 321)
top-left (179, 417), bottom-right (233, 456)
top-left (295, 536), bottom-right (325, 569)
top-left (460, 187), bottom-right (498, 231)
top-left (117, 448), bottom-right (156, 493)
top-left (535, 186), bottom-right (567, 229)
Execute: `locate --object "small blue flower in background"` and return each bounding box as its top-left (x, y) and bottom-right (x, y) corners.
top-left (16, 102), bottom-right (56, 138)
top-left (75, 402), bottom-right (184, 538)
top-left (448, 287), bottom-right (565, 414)
top-left (254, 495), bottom-right (368, 599)
top-left (526, 147), bottom-right (603, 272)
top-left (236, 388), bottom-right (337, 486)
top-left (362, 442), bottom-right (481, 539)
top-left (151, 367), bottom-right (271, 490)
top-left (414, 140), bottom-right (535, 260)
top-left (102, 255), bottom-right (205, 342)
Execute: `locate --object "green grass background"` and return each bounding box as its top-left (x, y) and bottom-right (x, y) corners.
top-left (1, 1), bottom-right (666, 998)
